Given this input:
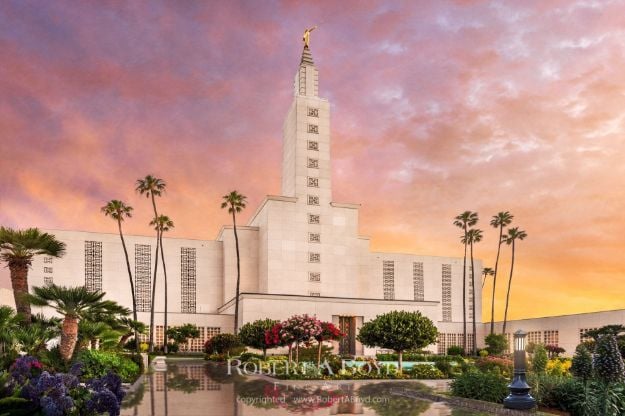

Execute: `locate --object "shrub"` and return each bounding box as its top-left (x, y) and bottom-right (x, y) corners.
top-left (479, 349), bottom-right (489, 357)
top-left (532, 344), bottom-right (548, 374)
top-left (167, 324), bottom-right (200, 351)
top-left (474, 356), bottom-right (513, 378)
top-left (238, 319), bottom-right (279, 358)
top-left (406, 364), bottom-right (445, 379)
top-left (450, 371), bottom-right (508, 403)
top-left (297, 345), bottom-right (334, 362)
top-left (204, 333), bottom-right (243, 356)
top-left (547, 358), bottom-right (571, 377)
top-left (545, 344), bottom-right (566, 358)
top-left (76, 350), bottom-right (140, 383)
top-left (447, 345), bottom-right (464, 356)
top-left (484, 333), bottom-right (508, 356)
top-left (571, 344), bottom-right (593, 381)
top-left (357, 311), bottom-right (438, 373)
top-left (239, 352), bottom-right (264, 363)
top-left (594, 334), bottom-right (625, 383)
top-left (528, 373), bottom-right (583, 409)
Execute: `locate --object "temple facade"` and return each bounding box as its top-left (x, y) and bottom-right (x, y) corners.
top-left (9, 44), bottom-right (620, 357)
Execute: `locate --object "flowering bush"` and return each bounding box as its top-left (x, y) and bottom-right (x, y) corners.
top-left (546, 358), bottom-right (571, 377)
top-left (474, 356), bottom-right (513, 378)
top-left (1, 356), bottom-right (125, 416)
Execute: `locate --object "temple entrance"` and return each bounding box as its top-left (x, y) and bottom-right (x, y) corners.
top-left (338, 316), bottom-right (357, 356)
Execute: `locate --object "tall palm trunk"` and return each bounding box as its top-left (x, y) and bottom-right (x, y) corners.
top-left (159, 235), bottom-right (169, 354)
top-left (60, 315), bottom-right (79, 361)
top-left (461, 226), bottom-right (468, 354)
top-left (502, 240), bottom-right (515, 335)
top-left (149, 195), bottom-right (160, 353)
top-left (149, 231), bottom-right (160, 353)
top-left (9, 262), bottom-right (31, 323)
top-left (470, 241), bottom-right (476, 355)
top-left (490, 226), bottom-right (504, 335)
top-left (118, 219), bottom-right (139, 352)
top-left (232, 210), bottom-right (241, 333)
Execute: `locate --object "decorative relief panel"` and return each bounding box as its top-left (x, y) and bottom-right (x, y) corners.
top-left (413, 262), bottom-right (424, 301)
top-left (308, 214), bottom-right (320, 224)
top-left (84, 241), bottom-right (102, 292)
top-left (383, 260), bottom-right (395, 300)
top-left (307, 177), bottom-right (319, 187)
top-left (442, 264), bottom-right (452, 322)
top-left (307, 195), bottom-right (320, 205)
top-left (181, 247), bottom-right (197, 313)
top-left (309, 233), bottom-right (321, 243)
top-left (309, 252), bottom-right (320, 263)
top-left (308, 158), bottom-right (319, 168)
top-left (308, 124), bottom-right (319, 134)
top-left (309, 272), bottom-right (321, 282)
top-left (308, 107), bottom-right (319, 117)
top-left (135, 244), bottom-right (151, 312)
top-left (307, 141), bottom-right (319, 151)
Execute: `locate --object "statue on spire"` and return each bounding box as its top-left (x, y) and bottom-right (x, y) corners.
top-left (302, 26), bottom-right (317, 48)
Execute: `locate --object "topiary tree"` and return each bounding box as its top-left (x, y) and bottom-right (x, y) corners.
top-left (593, 334), bottom-right (625, 383)
top-left (205, 333), bottom-right (242, 357)
top-left (279, 315), bottom-right (322, 364)
top-left (484, 333), bottom-right (508, 356)
top-left (238, 319), bottom-right (278, 360)
top-left (532, 344), bottom-right (548, 374)
top-left (168, 324), bottom-right (200, 352)
top-left (314, 322), bottom-right (344, 368)
top-left (356, 311), bottom-right (438, 374)
top-left (571, 344), bottom-right (593, 382)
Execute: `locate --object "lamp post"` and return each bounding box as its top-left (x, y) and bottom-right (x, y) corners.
top-left (503, 330), bottom-right (536, 410)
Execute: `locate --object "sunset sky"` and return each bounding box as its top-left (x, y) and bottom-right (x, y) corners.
top-left (1, 1), bottom-right (624, 321)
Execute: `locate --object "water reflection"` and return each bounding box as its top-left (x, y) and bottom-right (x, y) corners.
top-left (121, 360), bottom-right (481, 416)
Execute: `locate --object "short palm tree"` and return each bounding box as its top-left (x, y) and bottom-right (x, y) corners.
top-left (221, 191), bottom-right (247, 332)
top-left (136, 175), bottom-right (166, 352)
top-left (78, 320), bottom-right (111, 350)
top-left (481, 267), bottom-right (494, 288)
top-left (116, 317), bottom-right (147, 349)
top-left (453, 211), bottom-right (478, 353)
top-left (489, 211), bottom-right (514, 335)
top-left (462, 228), bottom-right (483, 355)
top-left (150, 214), bottom-right (174, 352)
top-left (0, 227), bottom-right (66, 322)
top-left (501, 227), bottom-right (527, 335)
top-left (0, 305), bottom-right (19, 353)
top-left (27, 284), bottom-right (130, 361)
top-left (101, 199), bottom-right (139, 351)
top-left (15, 313), bottom-right (61, 354)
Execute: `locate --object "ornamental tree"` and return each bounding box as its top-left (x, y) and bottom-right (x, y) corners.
top-left (238, 319), bottom-right (278, 359)
top-left (168, 324), bottom-right (200, 352)
top-left (356, 311), bottom-right (438, 374)
top-left (279, 314), bottom-right (322, 364)
top-left (314, 322), bottom-right (344, 367)
top-left (594, 334), bottom-right (625, 383)
top-left (204, 333), bottom-right (242, 357)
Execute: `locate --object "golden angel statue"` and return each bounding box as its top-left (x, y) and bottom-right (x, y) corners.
top-left (303, 26), bottom-right (317, 48)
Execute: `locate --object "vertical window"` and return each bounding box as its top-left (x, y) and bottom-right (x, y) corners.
top-left (181, 247), bottom-right (197, 313)
top-left (527, 331), bottom-right (542, 345)
top-left (413, 262), bottom-right (424, 301)
top-left (579, 328), bottom-right (597, 343)
top-left (84, 241), bottom-right (102, 292)
top-left (135, 244), bottom-right (151, 312)
top-left (442, 264), bottom-right (452, 322)
top-left (383, 260), bottom-right (395, 300)
top-left (544, 330), bottom-right (559, 346)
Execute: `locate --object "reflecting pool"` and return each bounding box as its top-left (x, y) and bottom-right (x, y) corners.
top-left (121, 360), bottom-right (489, 416)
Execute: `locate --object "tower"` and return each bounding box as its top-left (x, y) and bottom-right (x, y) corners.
top-left (281, 46), bottom-right (332, 206)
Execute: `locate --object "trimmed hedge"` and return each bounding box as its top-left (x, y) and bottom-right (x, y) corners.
top-left (76, 350), bottom-right (141, 383)
top-left (450, 371), bottom-right (508, 403)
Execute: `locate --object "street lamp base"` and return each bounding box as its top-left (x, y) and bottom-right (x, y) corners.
top-left (503, 393), bottom-right (536, 410)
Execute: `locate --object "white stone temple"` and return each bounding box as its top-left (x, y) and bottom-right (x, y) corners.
top-left (7, 45), bottom-right (624, 356)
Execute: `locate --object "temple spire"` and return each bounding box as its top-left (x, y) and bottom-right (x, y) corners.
top-left (300, 45), bottom-right (314, 66)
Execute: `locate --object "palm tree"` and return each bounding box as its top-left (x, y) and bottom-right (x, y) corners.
top-left (489, 212), bottom-right (514, 335)
top-left (136, 175), bottom-right (166, 352)
top-left (0, 227), bottom-right (66, 323)
top-left (0, 306), bottom-right (19, 353)
top-left (453, 211), bottom-right (478, 353)
top-left (116, 317), bottom-right (147, 349)
top-left (221, 191), bottom-right (247, 332)
top-left (15, 313), bottom-right (61, 355)
top-left (481, 267), bottom-right (494, 288)
top-left (462, 228), bottom-right (483, 355)
top-left (501, 227), bottom-right (527, 335)
top-left (27, 284), bottom-right (130, 361)
top-left (150, 214), bottom-right (174, 353)
top-left (101, 200), bottom-right (139, 351)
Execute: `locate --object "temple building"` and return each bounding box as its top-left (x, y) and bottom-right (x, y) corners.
top-left (4, 44), bottom-right (621, 356)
